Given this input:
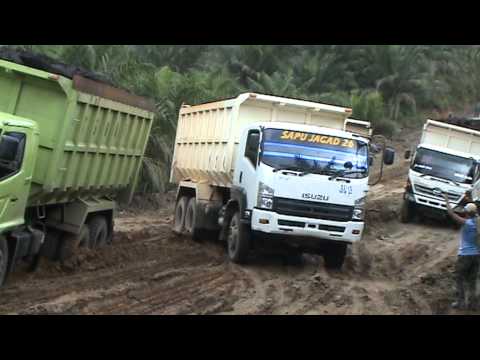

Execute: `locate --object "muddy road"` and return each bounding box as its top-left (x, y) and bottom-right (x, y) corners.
top-left (0, 130), bottom-right (476, 315)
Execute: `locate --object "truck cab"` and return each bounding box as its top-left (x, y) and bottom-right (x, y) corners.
top-left (236, 122), bottom-right (371, 244)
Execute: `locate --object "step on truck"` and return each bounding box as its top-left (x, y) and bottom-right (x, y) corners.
top-left (0, 54), bottom-right (154, 286)
top-left (402, 119), bottom-right (480, 223)
top-left (170, 93), bottom-right (395, 268)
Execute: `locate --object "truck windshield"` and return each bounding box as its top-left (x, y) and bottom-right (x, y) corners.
top-left (261, 128), bottom-right (369, 178)
top-left (412, 147), bottom-right (475, 184)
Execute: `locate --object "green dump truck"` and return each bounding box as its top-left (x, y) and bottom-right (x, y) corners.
top-left (0, 54), bottom-right (155, 286)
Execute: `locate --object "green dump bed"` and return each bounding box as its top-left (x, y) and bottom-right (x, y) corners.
top-left (0, 59), bottom-right (155, 206)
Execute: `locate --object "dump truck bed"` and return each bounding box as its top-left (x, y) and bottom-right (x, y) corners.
top-left (421, 119), bottom-right (480, 158)
top-left (0, 58), bottom-right (155, 206)
top-left (170, 93), bottom-right (359, 188)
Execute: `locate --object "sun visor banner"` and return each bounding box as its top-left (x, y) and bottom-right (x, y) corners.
top-left (275, 130), bottom-right (355, 149)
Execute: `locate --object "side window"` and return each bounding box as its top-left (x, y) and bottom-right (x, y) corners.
top-left (244, 130), bottom-right (260, 167)
top-left (0, 132), bottom-right (26, 180)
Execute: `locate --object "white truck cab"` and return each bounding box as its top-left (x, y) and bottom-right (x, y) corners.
top-left (402, 119), bottom-right (480, 222)
top-left (235, 122), bottom-right (370, 244)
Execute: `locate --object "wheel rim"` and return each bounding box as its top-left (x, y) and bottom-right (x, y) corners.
top-left (227, 216), bottom-right (239, 258)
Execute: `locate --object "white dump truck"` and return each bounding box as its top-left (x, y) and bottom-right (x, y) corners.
top-left (402, 119), bottom-right (480, 222)
top-left (170, 93), bottom-right (395, 268)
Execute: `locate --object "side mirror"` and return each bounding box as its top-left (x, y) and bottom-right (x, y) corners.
top-left (383, 147), bottom-right (395, 166)
top-left (404, 150), bottom-right (411, 160)
top-left (368, 156), bottom-right (373, 166)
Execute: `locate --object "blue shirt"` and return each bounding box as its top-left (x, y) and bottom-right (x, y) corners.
top-left (459, 217), bottom-right (480, 256)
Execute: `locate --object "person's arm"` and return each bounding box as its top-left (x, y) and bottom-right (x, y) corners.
top-left (443, 192), bottom-right (466, 225)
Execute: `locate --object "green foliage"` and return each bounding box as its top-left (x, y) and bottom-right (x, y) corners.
top-left (5, 45), bottom-right (480, 192)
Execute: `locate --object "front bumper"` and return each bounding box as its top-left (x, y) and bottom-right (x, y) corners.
top-left (251, 208), bottom-right (363, 243)
top-left (404, 191), bottom-right (463, 217)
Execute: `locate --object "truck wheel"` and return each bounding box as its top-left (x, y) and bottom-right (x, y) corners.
top-left (285, 251), bottom-right (305, 266)
top-left (0, 236), bottom-right (8, 286)
top-left (88, 215), bottom-right (108, 248)
top-left (185, 197), bottom-right (202, 241)
top-left (324, 243), bottom-right (347, 270)
top-left (173, 196), bottom-right (189, 234)
top-left (58, 226), bottom-right (90, 267)
top-left (400, 200), bottom-right (415, 223)
top-left (227, 211), bottom-right (250, 264)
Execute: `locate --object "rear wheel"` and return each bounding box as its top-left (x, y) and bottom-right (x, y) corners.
top-left (227, 211), bottom-right (250, 264)
top-left (324, 243), bottom-right (347, 270)
top-left (173, 196), bottom-right (189, 234)
top-left (185, 197), bottom-right (202, 241)
top-left (58, 226), bottom-right (90, 267)
top-left (0, 236), bottom-right (8, 286)
top-left (88, 215), bottom-right (109, 248)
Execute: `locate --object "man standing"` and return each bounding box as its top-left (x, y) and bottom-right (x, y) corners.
top-left (443, 192), bottom-right (479, 310)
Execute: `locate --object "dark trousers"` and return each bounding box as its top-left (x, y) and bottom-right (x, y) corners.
top-left (456, 255), bottom-right (480, 307)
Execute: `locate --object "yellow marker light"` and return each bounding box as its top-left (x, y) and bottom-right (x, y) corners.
top-left (259, 219), bottom-right (270, 224)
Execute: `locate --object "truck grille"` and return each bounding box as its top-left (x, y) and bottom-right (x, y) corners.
top-left (273, 197), bottom-right (354, 222)
top-left (414, 184), bottom-right (461, 201)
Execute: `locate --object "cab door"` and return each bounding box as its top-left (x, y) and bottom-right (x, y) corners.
top-left (233, 127), bottom-right (261, 210)
top-left (0, 124), bottom-right (38, 233)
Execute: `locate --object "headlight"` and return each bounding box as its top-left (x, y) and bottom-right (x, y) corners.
top-left (257, 182), bottom-right (274, 209)
top-left (352, 208), bottom-right (364, 220)
top-left (353, 196), bottom-right (366, 220)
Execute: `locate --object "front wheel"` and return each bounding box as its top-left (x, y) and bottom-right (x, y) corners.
top-left (0, 236), bottom-right (9, 286)
top-left (227, 211), bottom-right (250, 264)
top-left (324, 243), bottom-right (347, 270)
top-left (400, 199), bottom-right (415, 223)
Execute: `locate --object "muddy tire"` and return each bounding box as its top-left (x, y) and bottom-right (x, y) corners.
top-left (185, 197), bottom-right (202, 241)
top-left (58, 226), bottom-right (90, 266)
top-left (173, 196), bottom-right (189, 234)
top-left (400, 199), bottom-right (415, 223)
top-left (88, 215), bottom-right (108, 248)
top-left (0, 236), bottom-right (8, 286)
top-left (227, 211), bottom-right (250, 264)
top-left (324, 243), bottom-right (347, 270)
top-left (285, 251), bottom-right (304, 266)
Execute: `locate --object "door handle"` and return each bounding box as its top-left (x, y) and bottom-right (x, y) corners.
top-left (11, 197), bottom-right (18, 202)
top-left (239, 171), bottom-right (243, 183)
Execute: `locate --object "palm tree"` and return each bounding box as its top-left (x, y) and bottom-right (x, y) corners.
top-left (359, 45), bottom-right (429, 121)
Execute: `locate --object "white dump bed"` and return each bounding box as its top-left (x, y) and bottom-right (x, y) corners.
top-left (170, 93), bottom-right (370, 187)
top-left (421, 119), bottom-right (480, 158)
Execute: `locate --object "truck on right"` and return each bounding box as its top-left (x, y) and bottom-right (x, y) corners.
top-left (402, 119), bottom-right (480, 223)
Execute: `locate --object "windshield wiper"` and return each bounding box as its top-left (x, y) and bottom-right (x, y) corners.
top-left (272, 166), bottom-right (304, 173)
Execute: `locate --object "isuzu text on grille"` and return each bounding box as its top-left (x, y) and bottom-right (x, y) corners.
top-left (302, 193), bottom-right (330, 201)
